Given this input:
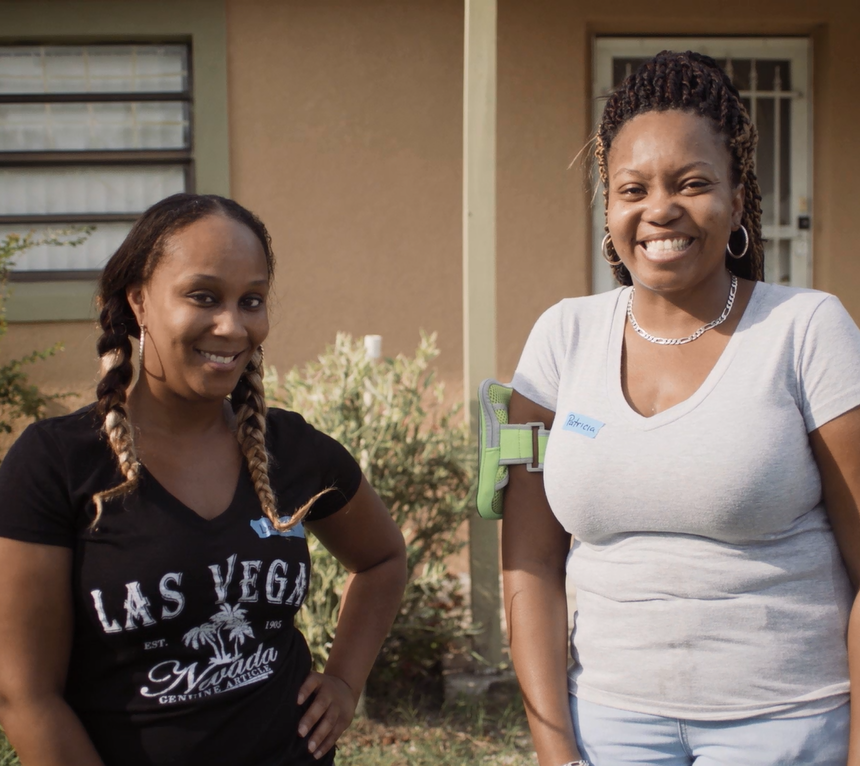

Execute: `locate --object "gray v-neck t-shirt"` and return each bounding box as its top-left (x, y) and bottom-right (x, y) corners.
top-left (512, 282), bottom-right (860, 720)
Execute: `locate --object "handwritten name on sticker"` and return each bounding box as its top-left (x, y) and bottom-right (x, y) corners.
top-left (562, 412), bottom-right (605, 439)
top-left (250, 516), bottom-right (305, 539)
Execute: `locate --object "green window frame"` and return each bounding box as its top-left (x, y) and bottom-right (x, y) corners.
top-left (0, 0), bottom-right (229, 322)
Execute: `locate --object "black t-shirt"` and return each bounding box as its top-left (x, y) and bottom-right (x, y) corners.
top-left (0, 405), bottom-right (362, 766)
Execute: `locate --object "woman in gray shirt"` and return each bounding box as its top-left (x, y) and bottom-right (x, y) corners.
top-left (504, 51), bottom-right (860, 766)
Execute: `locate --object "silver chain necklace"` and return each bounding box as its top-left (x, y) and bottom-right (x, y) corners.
top-left (626, 273), bottom-right (738, 346)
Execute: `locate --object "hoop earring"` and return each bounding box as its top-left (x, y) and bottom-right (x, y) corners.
top-left (726, 225), bottom-right (749, 259)
top-left (601, 233), bottom-right (623, 266)
top-left (138, 325), bottom-right (145, 370)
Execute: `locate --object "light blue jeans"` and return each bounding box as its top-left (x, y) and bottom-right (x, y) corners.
top-left (570, 695), bottom-right (850, 765)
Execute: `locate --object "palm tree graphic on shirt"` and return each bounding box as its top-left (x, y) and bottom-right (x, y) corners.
top-left (182, 603), bottom-right (255, 665)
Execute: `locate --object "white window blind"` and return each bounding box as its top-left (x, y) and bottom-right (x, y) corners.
top-left (0, 102), bottom-right (190, 151)
top-left (0, 44), bottom-right (192, 280)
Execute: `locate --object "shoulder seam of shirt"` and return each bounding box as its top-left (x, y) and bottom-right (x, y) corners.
top-left (36, 417), bottom-right (76, 507)
top-left (794, 292), bottom-right (838, 406)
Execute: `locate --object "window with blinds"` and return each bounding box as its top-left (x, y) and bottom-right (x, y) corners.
top-left (0, 44), bottom-right (192, 280)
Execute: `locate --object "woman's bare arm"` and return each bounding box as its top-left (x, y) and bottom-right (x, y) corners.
top-left (298, 477), bottom-right (407, 759)
top-left (809, 406), bottom-right (860, 766)
top-left (503, 390), bottom-right (581, 766)
top-left (0, 538), bottom-right (105, 766)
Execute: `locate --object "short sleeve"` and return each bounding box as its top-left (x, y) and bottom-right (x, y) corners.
top-left (303, 427), bottom-right (363, 522)
top-left (265, 408), bottom-right (363, 523)
top-left (797, 295), bottom-right (860, 432)
top-left (0, 422), bottom-right (76, 547)
top-left (511, 302), bottom-right (566, 412)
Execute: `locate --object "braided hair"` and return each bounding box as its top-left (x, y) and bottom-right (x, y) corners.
top-left (93, 193), bottom-right (317, 532)
top-left (596, 50), bottom-right (764, 285)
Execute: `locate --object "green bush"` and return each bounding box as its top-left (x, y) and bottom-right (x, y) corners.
top-left (0, 229), bottom-right (90, 436)
top-left (264, 332), bottom-right (476, 701)
top-left (0, 725), bottom-right (20, 766)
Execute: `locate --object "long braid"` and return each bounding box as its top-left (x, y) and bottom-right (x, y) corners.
top-left (92, 295), bottom-right (141, 525)
top-left (595, 132), bottom-right (628, 285)
top-left (232, 347), bottom-right (278, 520)
top-left (731, 123), bottom-right (764, 280)
top-left (231, 348), bottom-right (330, 532)
top-left (596, 51), bottom-right (764, 285)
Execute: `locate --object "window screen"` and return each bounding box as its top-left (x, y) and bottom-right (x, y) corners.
top-left (0, 45), bottom-right (192, 279)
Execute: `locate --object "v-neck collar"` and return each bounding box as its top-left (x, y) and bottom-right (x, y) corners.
top-left (138, 463), bottom-right (254, 530)
top-left (606, 282), bottom-right (763, 431)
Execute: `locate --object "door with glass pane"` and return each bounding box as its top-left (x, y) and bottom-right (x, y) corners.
top-left (0, 45), bottom-right (191, 279)
top-left (591, 38), bottom-right (812, 294)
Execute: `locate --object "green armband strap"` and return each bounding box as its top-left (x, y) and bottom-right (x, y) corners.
top-left (476, 379), bottom-right (550, 520)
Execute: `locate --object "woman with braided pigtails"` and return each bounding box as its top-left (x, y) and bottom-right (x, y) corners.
top-left (0, 194), bottom-right (406, 766)
top-left (503, 52), bottom-right (860, 765)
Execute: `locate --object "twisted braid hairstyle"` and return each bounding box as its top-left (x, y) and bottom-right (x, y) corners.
top-left (229, 345), bottom-right (331, 531)
top-left (596, 50), bottom-right (764, 286)
top-left (93, 193), bottom-right (310, 531)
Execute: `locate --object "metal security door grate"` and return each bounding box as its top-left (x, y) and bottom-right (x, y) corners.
top-left (592, 39), bottom-right (812, 294)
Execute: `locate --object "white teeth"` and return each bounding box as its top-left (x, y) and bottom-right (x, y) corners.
top-left (642, 238), bottom-right (692, 252)
top-left (200, 351), bottom-right (238, 364)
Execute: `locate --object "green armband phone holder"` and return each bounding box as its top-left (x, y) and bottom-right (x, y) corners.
top-left (476, 379), bottom-right (550, 519)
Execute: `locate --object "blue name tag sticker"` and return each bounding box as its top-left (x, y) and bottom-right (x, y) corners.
top-left (562, 412), bottom-right (605, 439)
top-left (250, 516), bottom-right (306, 539)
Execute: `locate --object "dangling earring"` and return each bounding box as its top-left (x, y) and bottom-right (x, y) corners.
top-left (726, 225), bottom-right (749, 259)
top-left (138, 325), bottom-right (145, 370)
top-left (601, 233), bottom-right (623, 266)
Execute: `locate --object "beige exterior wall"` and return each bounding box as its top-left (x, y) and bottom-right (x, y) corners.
top-left (496, 0), bottom-right (592, 380)
top-left (226, 0), bottom-right (465, 388)
top-left (0, 321), bottom-right (98, 406)
top-left (2, 0), bottom-right (859, 414)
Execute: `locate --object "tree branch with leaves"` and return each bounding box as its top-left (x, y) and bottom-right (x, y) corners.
top-left (0, 228), bottom-right (92, 436)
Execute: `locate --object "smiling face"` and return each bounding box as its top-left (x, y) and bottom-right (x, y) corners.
top-left (606, 109), bottom-right (744, 293)
top-left (127, 214), bottom-right (270, 402)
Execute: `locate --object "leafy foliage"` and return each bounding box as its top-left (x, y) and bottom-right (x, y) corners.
top-left (0, 230), bottom-right (90, 434)
top-left (0, 727), bottom-right (19, 766)
top-left (264, 332), bottom-right (476, 698)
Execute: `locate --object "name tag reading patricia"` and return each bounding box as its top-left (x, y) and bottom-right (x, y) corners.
top-left (562, 412), bottom-right (604, 439)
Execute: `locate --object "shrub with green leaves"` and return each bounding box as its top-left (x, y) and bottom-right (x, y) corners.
top-left (0, 229), bottom-right (90, 436)
top-left (0, 725), bottom-right (19, 766)
top-left (264, 332), bottom-right (476, 699)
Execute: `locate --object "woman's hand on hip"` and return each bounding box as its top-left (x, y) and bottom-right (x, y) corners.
top-left (297, 670), bottom-right (359, 759)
